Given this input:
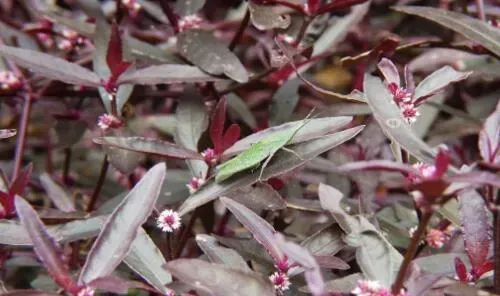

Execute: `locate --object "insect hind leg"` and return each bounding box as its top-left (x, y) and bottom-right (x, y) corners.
top-left (282, 147), bottom-right (304, 161)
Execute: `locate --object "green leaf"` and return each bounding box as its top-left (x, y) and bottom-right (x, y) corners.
top-left (393, 6), bottom-right (500, 57)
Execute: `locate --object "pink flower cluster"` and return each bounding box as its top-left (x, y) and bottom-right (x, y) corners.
top-left (352, 280), bottom-right (406, 296)
top-left (186, 176), bottom-right (205, 194)
top-left (0, 71), bottom-right (22, 91)
top-left (378, 58), bottom-right (420, 124)
top-left (122, 0), bottom-right (142, 18)
top-left (97, 114), bottom-right (123, 131)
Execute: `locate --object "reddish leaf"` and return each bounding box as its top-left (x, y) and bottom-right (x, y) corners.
top-left (14, 196), bottom-right (78, 293)
top-left (222, 124), bottom-right (241, 152)
top-left (10, 163), bottom-right (33, 196)
top-left (433, 149), bottom-right (450, 178)
top-left (454, 257), bottom-right (469, 282)
top-left (211, 97), bottom-right (228, 154)
top-left (220, 197), bottom-right (285, 263)
top-left (106, 24), bottom-right (125, 75)
top-left (474, 260), bottom-right (494, 278)
top-left (79, 163), bottom-right (166, 284)
top-left (105, 24), bottom-right (131, 86)
top-left (458, 189), bottom-right (490, 272)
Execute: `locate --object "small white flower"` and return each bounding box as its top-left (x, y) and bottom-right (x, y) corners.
top-left (400, 103), bottom-right (420, 124)
top-left (157, 209), bottom-right (182, 232)
top-left (269, 271), bottom-right (291, 292)
top-left (77, 286), bottom-right (95, 296)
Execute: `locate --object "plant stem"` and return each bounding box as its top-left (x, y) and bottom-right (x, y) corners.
top-left (174, 210), bottom-right (198, 258)
top-left (293, 16), bottom-right (312, 46)
top-left (491, 184), bottom-right (500, 292)
top-left (159, 0), bottom-right (179, 34)
top-left (11, 93), bottom-right (33, 182)
top-left (62, 148), bottom-right (72, 185)
top-left (229, 9), bottom-right (250, 51)
top-left (475, 0), bottom-right (486, 21)
top-left (392, 211), bottom-right (433, 294)
top-left (86, 157), bottom-right (109, 212)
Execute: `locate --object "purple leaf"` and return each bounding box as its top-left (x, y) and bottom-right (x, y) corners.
top-left (363, 74), bottom-right (436, 163)
top-left (0, 215), bottom-right (105, 246)
top-left (313, 255), bottom-right (350, 270)
top-left (211, 97), bottom-right (228, 154)
top-left (94, 136), bottom-right (204, 160)
top-left (164, 259), bottom-right (275, 296)
top-left (457, 189), bottom-right (490, 271)
top-left (78, 163), bottom-right (166, 284)
top-left (195, 234), bottom-right (251, 272)
top-left (413, 66), bottom-right (471, 102)
top-left (248, 1), bottom-right (291, 31)
top-left (478, 101), bottom-right (499, 163)
top-left (87, 275), bottom-right (132, 294)
top-left (392, 6), bottom-right (500, 57)
top-left (225, 183), bottom-right (287, 211)
top-left (318, 183), bottom-right (361, 233)
top-left (223, 116), bottom-right (353, 158)
top-left (177, 29), bottom-right (249, 83)
top-left (226, 93), bottom-right (258, 130)
top-left (220, 197), bottom-right (285, 263)
top-left (448, 171), bottom-right (500, 188)
top-left (123, 227), bottom-right (172, 294)
top-left (222, 124), bottom-right (241, 152)
top-left (39, 173), bottom-right (76, 213)
top-left (14, 196), bottom-right (78, 291)
top-left (106, 24), bottom-right (131, 80)
top-left (301, 224), bottom-right (346, 257)
top-left (175, 90), bottom-right (209, 178)
top-left (175, 0), bottom-right (206, 16)
top-left (178, 126), bottom-right (364, 216)
top-left (335, 160), bottom-right (419, 175)
top-left (275, 234), bottom-right (325, 296)
top-left (377, 58), bottom-right (400, 86)
top-left (0, 290), bottom-right (59, 296)
top-left (0, 129), bottom-right (16, 139)
top-left (0, 45), bottom-right (101, 87)
top-left (269, 78), bottom-right (301, 126)
top-left (116, 64), bottom-right (225, 85)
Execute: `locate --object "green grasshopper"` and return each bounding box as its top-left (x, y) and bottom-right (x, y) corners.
top-left (215, 110), bottom-right (315, 183)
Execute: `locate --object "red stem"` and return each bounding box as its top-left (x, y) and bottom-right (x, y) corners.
top-left (392, 211), bottom-right (433, 294)
top-left (86, 157), bottom-right (109, 212)
top-left (315, 0), bottom-right (369, 14)
top-left (228, 9), bottom-right (250, 51)
top-left (11, 93), bottom-right (33, 182)
top-left (158, 0), bottom-right (179, 34)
